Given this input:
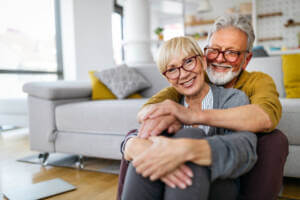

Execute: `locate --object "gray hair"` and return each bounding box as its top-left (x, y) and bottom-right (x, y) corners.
top-left (207, 14), bottom-right (255, 51)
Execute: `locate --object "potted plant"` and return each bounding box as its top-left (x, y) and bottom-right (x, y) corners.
top-left (154, 27), bottom-right (164, 40)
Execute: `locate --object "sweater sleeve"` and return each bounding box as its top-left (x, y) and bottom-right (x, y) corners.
top-left (120, 129), bottom-right (138, 155)
top-left (207, 88), bottom-right (257, 181)
top-left (248, 73), bottom-right (282, 132)
top-left (207, 131), bottom-right (257, 181)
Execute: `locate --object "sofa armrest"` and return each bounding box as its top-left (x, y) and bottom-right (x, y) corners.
top-left (278, 98), bottom-right (300, 144)
top-left (23, 81), bottom-right (92, 100)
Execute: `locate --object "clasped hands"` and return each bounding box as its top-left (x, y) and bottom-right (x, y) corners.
top-left (132, 100), bottom-right (197, 189)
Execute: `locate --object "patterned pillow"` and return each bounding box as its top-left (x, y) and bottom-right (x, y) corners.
top-left (94, 65), bottom-right (151, 99)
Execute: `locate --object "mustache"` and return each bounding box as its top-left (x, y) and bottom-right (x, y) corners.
top-left (210, 63), bottom-right (232, 68)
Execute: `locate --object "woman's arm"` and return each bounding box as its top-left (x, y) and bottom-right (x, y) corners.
top-left (123, 130), bottom-right (194, 189)
top-left (181, 131), bottom-right (257, 181)
top-left (124, 137), bottom-right (152, 161)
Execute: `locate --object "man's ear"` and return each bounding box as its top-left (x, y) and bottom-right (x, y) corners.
top-left (243, 52), bottom-right (253, 70)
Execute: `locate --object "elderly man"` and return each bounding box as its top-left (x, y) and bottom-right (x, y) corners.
top-left (121, 14), bottom-right (288, 200)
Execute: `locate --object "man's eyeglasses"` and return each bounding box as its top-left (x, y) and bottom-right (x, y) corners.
top-left (163, 55), bottom-right (200, 80)
top-left (204, 47), bottom-right (248, 63)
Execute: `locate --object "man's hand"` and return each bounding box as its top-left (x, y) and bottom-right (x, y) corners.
top-left (161, 164), bottom-right (193, 189)
top-left (139, 115), bottom-right (182, 138)
top-left (142, 100), bottom-right (200, 125)
top-left (132, 136), bottom-right (189, 181)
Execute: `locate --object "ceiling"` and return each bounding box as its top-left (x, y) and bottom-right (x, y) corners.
top-left (116, 0), bottom-right (203, 16)
top-left (116, 0), bottom-right (208, 25)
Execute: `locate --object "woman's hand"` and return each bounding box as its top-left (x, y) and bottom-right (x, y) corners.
top-left (138, 115), bottom-right (182, 138)
top-left (132, 136), bottom-right (189, 181)
top-left (142, 100), bottom-right (199, 125)
top-left (161, 164), bottom-right (193, 189)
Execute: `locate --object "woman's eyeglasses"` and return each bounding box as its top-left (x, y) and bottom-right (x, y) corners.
top-left (163, 55), bottom-right (200, 80)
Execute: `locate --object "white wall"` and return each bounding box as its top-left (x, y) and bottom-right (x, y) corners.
top-left (60, 0), bottom-right (114, 80)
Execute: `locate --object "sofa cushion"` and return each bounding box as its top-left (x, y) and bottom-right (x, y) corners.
top-left (55, 99), bottom-right (148, 135)
top-left (133, 65), bottom-right (170, 98)
top-left (94, 65), bottom-right (151, 99)
top-left (23, 81), bottom-right (91, 100)
top-left (278, 98), bottom-right (300, 145)
top-left (247, 57), bottom-right (285, 97)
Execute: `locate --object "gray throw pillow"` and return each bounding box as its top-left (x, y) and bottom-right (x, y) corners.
top-left (94, 65), bottom-right (151, 99)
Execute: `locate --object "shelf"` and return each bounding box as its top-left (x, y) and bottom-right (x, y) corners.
top-left (258, 36), bottom-right (283, 42)
top-left (257, 12), bottom-right (282, 18)
top-left (267, 49), bottom-right (300, 56)
top-left (185, 19), bottom-right (215, 27)
top-left (284, 22), bottom-right (300, 27)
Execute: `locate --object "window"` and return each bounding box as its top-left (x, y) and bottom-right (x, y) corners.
top-left (0, 0), bottom-right (62, 98)
top-left (112, 0), bottom-right (124, 65)
top-left (112, 12), bottom-right (123, 65)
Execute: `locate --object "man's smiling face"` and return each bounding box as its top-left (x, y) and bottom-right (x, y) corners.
top-left (206, 27), bottom-right (252, 88)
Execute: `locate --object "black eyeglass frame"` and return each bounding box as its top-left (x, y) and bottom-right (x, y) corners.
top-left (163, 55), bottom-right (201, 80)
top-left (204, 47), bottom-right (249, 63)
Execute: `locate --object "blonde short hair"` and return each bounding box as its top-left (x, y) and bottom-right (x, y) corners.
top-left (157, 36), bottom-right (204, 74)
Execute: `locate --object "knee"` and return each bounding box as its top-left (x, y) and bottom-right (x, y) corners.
top-left (173, 128), bottom-right (206, 139)
top-left (258, 129), bottom-right (289, 159)
top-left (185, 162), bottom-right (210, 184)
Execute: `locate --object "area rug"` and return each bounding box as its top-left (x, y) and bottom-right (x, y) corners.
top-left (17, 153), bottom-right (120, 175)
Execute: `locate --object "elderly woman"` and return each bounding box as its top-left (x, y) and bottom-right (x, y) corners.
top-left (121, 36), bottom-right (257, 200)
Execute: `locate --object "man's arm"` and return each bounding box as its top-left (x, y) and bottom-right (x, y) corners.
top-left (140, 102), bottom-right (271, 133)
top-left (195, 104), bottom-right (271, 132)
top-left (245, 72), bottom-right (282, 132)
top-left (139, 74), bottom-right (280, 133)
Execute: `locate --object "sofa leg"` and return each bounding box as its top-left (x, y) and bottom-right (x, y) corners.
top-left (38, 152), bottom-right (49, 166)
top-left (75, 155), bottom-right (84, 169)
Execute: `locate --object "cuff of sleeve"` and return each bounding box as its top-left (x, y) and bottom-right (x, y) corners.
top-left (121, 135), bottom-right (137, 154)
top-left (206, 137), bottom-right (225, 182)
top-left (257, 104), bottom-right (279, 132)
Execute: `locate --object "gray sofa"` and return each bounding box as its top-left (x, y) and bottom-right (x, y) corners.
top-left (23, 66), bottom-right (169, 161)
top-left (23, 57), bottom-right (300, 177)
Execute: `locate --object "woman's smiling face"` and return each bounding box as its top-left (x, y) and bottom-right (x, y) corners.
top-left (165, 53), bottom-right (207, 98)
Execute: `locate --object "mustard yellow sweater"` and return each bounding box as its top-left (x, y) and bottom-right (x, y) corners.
top-left (143, 70), bottom-right (282, 132)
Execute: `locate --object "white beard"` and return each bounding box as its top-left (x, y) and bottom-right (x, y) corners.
top-left (206, 64), bottom-right (242, 86)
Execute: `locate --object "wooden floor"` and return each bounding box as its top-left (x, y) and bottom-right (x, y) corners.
top-left (1, 128), bottom-right (300, 200)
top-left (0, 128), bottom-right (118, 200)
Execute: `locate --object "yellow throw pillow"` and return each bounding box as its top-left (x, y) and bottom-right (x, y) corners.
top-left (282, 54), bottom-right (300, 98)
top-left (127, 93), bottom-right (143, 98)
top-left (89, 71), bottom-right (116, 100)
top-left (89, 71), bottom-right (142, 100)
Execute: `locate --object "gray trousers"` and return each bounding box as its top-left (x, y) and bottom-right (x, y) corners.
top-left (121, 128), bottom-right (239, 200)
